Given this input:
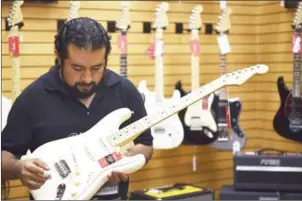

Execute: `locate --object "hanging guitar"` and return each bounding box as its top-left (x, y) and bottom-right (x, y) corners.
top-left (23, 65), bottom-right (268, 200)
top-left (175, 5), bottom-right (219, 145)
top-left (273, 2), bottom-right (302, 142)
top-left (7, 0), bottom-right (24, 102)
top-left (138, 2), bottom-right (184, 149)
top-left (210, 7), bottom-right (247, 151)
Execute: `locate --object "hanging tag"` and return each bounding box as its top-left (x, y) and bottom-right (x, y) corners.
top-left (8, 36), bottom-right (20, 57)
top-left (217, 34), bottom-right (231, 54)
top-left (292, 34), bottom-right (301, 54)
top-left (280, 0), bottom-right (284, 7)
top-left (146, 42), bottom-right (155, 60)
top-left (232, 141), bottom-right (240, 154)
top-left (154, 39), bottom-right (164, 57)
top-left (118, 35), bottom-right (128, 54)
top-left (192, 146), bottom-right (197, 172)
top-left (220, 0), bottom-right (227, 9)
top-left (189, 39), bottom-right (200, 56)
top-left (19, 34), bottom-right (24, 42)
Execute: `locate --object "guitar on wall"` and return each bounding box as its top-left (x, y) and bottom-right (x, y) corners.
top-left (175, 5), bottom-right (219, 145)
top-left (138, 2), bottom-right (184, 149)
top-left (7, 0), bottom-right (24, 102)
top-left (273, 2), bottom-right (302, 142)
top-left (66, 1), bottom-right (80, 21)
top-left (23, 65), bottom-right (268, 200)
top-left (210, 7), bottom-right (247, 151)
top-left (115, 2), bottom-right (136, 152)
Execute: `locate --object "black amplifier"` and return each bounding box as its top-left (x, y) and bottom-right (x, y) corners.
top-left (220, 185), bottom-right (302, 200)
top-left (234, 148), bottom-right (302, 192)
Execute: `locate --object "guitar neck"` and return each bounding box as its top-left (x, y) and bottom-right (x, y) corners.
top-left (10, 26), bottom-right (21, 101)
top-left (120, 31), bottom-right (127, 78)
top-left (292, 29), bottom-right (301, 98)
top-left (191, 29), bottom-right (200, 90)
top-left (155, 28), bottom-right (164, 102)
top-left (111, 75), bottom-right (226, 147)
top-left (219, 53), bottom-right (228, 100)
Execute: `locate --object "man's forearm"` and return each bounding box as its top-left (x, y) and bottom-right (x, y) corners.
top-left (126, 144), bottom-right (153, 163)
top-left (1, 151), bottom-right (22, 180)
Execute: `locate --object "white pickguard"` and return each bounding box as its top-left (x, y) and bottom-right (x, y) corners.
top-left (24, 108), bottom-right (146, 200)
top-left (184, 93), bottom-right (217, 133)
top-left (138, 80), bottom-right (184, 149)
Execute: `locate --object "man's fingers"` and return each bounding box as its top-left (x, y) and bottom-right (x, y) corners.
top-left (26, 163), bottom-right (46, 176)
top-left (33, 159), bottom-right (49, 171)
top-left (117, 172), bottom-right (128, 182)
top-left (26, 180), bottom-right (44, 190)
top-left (107, 172), bottom-right (120, 185)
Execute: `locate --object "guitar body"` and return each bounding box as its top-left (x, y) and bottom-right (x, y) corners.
top-left (25, 108), bottom-right (146, 200)
top-left (210, 97), bottom-right (246, 150)
top-left (175, 81), bottom-right (219, 145)
top-left (138, 80), bottom-right (184, 149)
top-left (273, 76), bottom-right (302, 142)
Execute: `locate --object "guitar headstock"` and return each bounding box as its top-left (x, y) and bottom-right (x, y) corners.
top-left (7, 0), bottom-right (24, 29)
top-left (215, 7), bottom-right (232, 34)
top-left (152, 2), bottom-right (169, 30)
top-left (116, 2), bottom-right (132, 32)
top-left (188, 5), bottom-right (203, 31)
top-left (292, 1), bottom-right (302, 30)
top-left (67, 1), bottom-right (81, 21)
top-left (221, 64), bottom-right (269, 86)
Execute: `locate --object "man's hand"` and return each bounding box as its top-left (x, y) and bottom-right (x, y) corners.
top-left (18, 158), bottom-right (51, 190)
top-left (107, 171), bottom-right (129, 185)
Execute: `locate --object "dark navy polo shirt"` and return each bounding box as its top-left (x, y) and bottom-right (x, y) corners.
top-left (2, 65), bottom-right (153, 156)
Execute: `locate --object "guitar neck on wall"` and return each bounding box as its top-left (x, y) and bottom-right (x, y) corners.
top-left (7, 0), bottom-right (24, 102)
top-left (273, 2), bottom-right (302, 142)
top-left (116, 2), bottom-right (131, 79)
top-left (210, 7), bottom-right (247, 151)
top-left (175, 5), bottom-right (219, 145)
top-left (137, 2), bottom-right (185, 149)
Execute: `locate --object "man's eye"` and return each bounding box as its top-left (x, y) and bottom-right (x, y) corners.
top-left (73, 67), bottom-right (83, 71)
top-left (92, 67), bottom-right (101, 71)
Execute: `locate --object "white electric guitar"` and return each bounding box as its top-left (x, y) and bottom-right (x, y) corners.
top-left (138, 2), bottom-right (184, 149)
top-left (175, 5), bottom-right (218, 145)
top-left (23, 65), bottom-right (268, 200)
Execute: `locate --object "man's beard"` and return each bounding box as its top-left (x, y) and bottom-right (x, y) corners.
top-left (60, 70), bottom-right (97, 99)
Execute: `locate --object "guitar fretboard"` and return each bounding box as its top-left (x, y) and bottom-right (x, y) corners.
top-left (120, 31), bottom-right (128, 78)
top-left (108, 77), bottom-right (225, 147)
top-left (292, 29), bottom-right (301, 98)
top-left (219, 53), bottom-right (229, 100)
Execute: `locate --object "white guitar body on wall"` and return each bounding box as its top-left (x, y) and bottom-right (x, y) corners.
top-left (184, 92), bottom-right (217, 134)
top-left (138, 2), bottom-right (184, 149)
top-left (138, 80), bottom-right (184, 149)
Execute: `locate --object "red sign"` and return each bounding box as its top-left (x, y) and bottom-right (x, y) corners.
top-left (98, 152), bottom-right (122, 168)
top-left (118, 35), bottom-right (128, 54)
top-left (8, 36), bottom-right (20, 57)
top-left (189, 39), bottom-right (200, 56)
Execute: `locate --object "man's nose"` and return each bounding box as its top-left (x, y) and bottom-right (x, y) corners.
top-left (82, 70), bottom-right (93, 83)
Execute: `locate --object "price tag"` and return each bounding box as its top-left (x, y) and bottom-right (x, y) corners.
top-left (154, 39), bottom-right (164, 56)
top-left (192, 146), bottom-right (197, 172)
top-left (217, 34), bottom-right (231, 54)
top-left (118, 35), bottom-right (128, 54)
top-left (189, 39), bottom-right (200, 56)
top-left (292, 34), bottom-right (301, 54)
top-left (8, 36), bottom-right (20, 57)
top-left (220, 0), bottom-right (227, 9)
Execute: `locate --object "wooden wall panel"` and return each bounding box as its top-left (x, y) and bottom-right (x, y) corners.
top-left (1, 1), bottom-right (262, 200)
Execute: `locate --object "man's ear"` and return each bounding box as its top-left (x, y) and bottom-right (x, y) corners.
top-left (54, 50), bottom-right (61, 65)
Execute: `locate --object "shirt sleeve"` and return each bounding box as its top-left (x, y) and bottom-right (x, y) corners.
top-left (120, 78), bottom-right (153, 146)
top-left (1, 94), bottom-right (33, 158)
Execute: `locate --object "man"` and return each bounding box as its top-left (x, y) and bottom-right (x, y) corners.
top-left (1, 17), bottom-right (153, 200)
